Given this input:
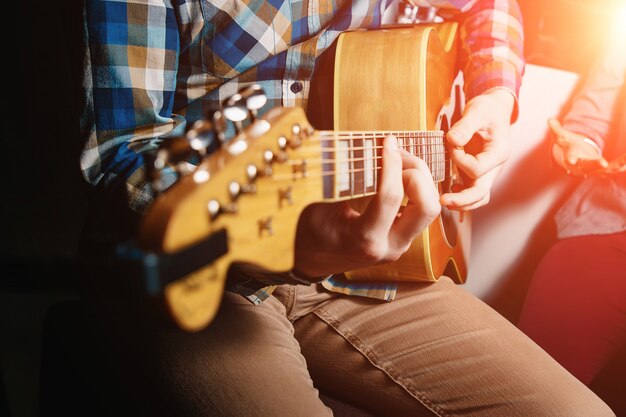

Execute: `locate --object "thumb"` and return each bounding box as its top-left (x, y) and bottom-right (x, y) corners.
top-left (447, 103), bottom-right (490, 147)
top-left (547, 118), bottom-right (567, 139)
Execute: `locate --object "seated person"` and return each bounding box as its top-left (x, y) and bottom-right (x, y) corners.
top-left (79, 0), bottom-right (614, 415)
top-left (517, 36), bottom-right (626, 386)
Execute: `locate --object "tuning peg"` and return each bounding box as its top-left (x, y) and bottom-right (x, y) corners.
top-left (207, 199), bottom-right (238, 220)
top-left (397, 3), bottom-right (441, 24)
top-left (223, 93), bottom-right (248, 133)
top-left (288, 124), bottom-right (305, 148)
top-left (397, 1), bottom-right (418, 24)
top-left (148, 136), bottom-right (197, 193)
top-left (212, 110), bottom-right (228, 145)
top-left (185, 120), bottom-right (214, 156)
top-left (228, 180), bottom-right (256, 201)
top-left (239, 84), bottom-right (267, 121)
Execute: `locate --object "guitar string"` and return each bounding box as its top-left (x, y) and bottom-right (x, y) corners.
top-left (272, 144), bottom-right (449, 154)
top-left (191, 138), bottom-right (451, 182)
top-left (269, 166), bottom-right (447, 183)
top-left (268, 153), bottom-right (449, 182)
top-left (310, 131), bottom-right (444, 137)
top-left (283, 154), bottom-right (447, 164)
top-left (269, 141), bottom-right (448, 178)
top-left (268, 153), bottom-right (449, 179)
top-left (277, 151), bottom-right (449, 158)
top-left (285, 145), bottom-right (448, 152)
top-left (274, 131), bottom-right (445, 142)
top-left (303, 138), bottom-right (445, 144)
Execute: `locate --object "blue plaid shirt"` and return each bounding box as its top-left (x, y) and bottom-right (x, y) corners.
top-left (81, 0), bottom-right (524, 303)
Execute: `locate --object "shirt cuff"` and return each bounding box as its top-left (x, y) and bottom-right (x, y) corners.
top-left (561, 122), bottom-right (607, 151)
top-left (464, 60), bottom-right (521, 123)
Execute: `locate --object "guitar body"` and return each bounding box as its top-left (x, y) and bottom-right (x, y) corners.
top-left (331, 23), bottom-right (470, 283)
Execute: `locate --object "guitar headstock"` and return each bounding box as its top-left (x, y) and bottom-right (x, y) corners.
top-left (138, 85), bottom-right (325, 331)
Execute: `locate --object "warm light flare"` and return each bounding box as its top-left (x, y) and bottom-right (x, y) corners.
top-left (613, 4), bottom-right (626, 39)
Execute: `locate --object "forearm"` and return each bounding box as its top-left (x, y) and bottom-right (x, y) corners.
top-left (458, 0), bottom-right (524, 121)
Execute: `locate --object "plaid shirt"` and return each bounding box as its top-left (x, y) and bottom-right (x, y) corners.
top-left (82, 0), bottom-right (524, 303)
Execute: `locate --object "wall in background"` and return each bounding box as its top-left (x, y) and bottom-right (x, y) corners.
top-left (520, 0), bottom-right (624, 76)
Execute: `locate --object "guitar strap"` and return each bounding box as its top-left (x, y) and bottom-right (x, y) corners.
top-left (115, 229), bottom-right (229, 295)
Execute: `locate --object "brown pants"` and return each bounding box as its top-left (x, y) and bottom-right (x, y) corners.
top-left (87, 277), bottom-right (614, 417)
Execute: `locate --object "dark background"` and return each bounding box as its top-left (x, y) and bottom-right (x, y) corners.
top-left (3, 1), bottom-right (625, 416)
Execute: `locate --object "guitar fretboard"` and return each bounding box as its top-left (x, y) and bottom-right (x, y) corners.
top-left (319, 131), bottom-right (447, 200)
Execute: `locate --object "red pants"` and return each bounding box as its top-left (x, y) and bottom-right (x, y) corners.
top-left (518, 231), bottom-right (626, 384)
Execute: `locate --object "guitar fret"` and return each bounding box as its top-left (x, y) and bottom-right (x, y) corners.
top-left (323, 130), bottom-right (447, 201)
top-left (322, 135), bottom-right (335, 200)
top-left (364, 138), bottom-right (375, 193)
top-left (350, 134), bottom-right (355, 197)
top-left (351, 134), bottom-right (355, 196)
top-left (337, 139), bottom-right (351, 197)
top-left (437, 134), bottom-right (443, 181)
top-left (434, 133), bottom-right (438, 180)
top-left (352, 134), bottom-right (366, 197)
top-left (424, 135), bottom-right (433, 172)
top-left (420, 135), bottom-right (424, 166)
top-left (409, 132), bottom-right (446, 182)
top-left (373, 136), bottom-right (378, 194)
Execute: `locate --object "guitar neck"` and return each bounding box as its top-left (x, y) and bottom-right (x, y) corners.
top-left (316, 130), bottom-right (448, 201)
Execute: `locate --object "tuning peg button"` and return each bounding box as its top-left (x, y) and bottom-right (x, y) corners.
top-left (212, 110), bottom-right (228, 145)
top-left (185, 120), bottom-right (213, 155)
top-left (207, 199), bottom-right (220, 219)
top-left (228, 181), bottom-right (241, 200)
top-left (263, 149), bottom-right (274, 164)
top-left (277, 136), bottom-right (288, 150)
top-left (223, 93), bottom-right (248, 133)
top-left (239, 84), bottom-right (267, 121)
top-left (246, 164), bottom-right (258, 182)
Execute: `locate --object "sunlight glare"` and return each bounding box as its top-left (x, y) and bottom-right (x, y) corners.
top-left (614, 4), bottom-right (626, 40)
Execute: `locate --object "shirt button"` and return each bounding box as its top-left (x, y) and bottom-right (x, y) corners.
top-left (290, 81), bottom-right (303, 94)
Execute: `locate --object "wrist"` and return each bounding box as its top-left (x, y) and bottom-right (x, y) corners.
top-left (484, 87), bottom-right (516, 121)
top-left (581, 137), bottom-right (603, 156)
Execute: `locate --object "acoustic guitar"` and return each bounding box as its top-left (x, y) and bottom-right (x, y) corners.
top-left (138, 21), bottom-right (470, 332)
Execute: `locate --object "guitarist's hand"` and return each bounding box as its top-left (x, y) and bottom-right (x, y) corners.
top-left (441, 88), bottom-right (515, 210)
top-left (293, 136), bottom-right (441, 279)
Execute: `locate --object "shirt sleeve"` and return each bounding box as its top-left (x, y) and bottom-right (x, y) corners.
top-left (81, 0), bottom-right (183, 214)
top-left (456, 0), bottom-right (525, 117)
top-left (412, 0), bottom-right (525, 120)
top-left (562, 38), bottom-right (626, 150)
